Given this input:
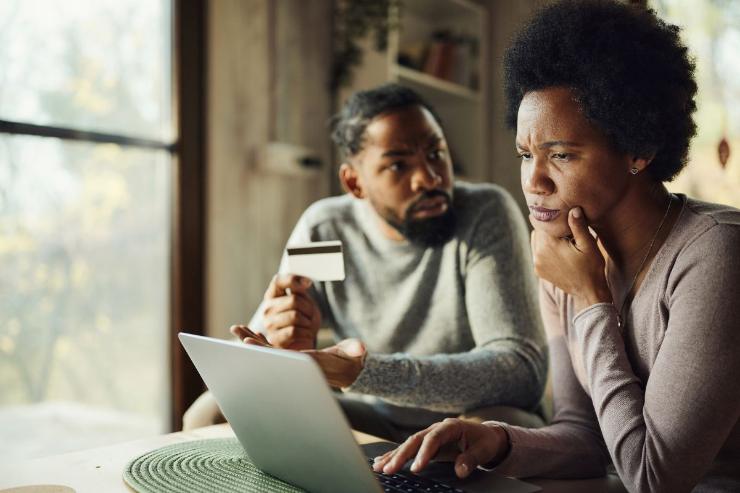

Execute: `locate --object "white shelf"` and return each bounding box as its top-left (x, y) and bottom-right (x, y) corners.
top-left (392, 64), bottom-right (481, 102)
top-left (336, 0), bottom-right (489, 181)
top-left (402, 0), bottom-right (484, 23)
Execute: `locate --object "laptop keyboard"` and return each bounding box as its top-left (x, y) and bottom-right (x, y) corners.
top-left (368, 458), bottom-right (466, 493)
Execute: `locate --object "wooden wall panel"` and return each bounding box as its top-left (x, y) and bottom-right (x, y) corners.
top-left (206, 0), bottom-right (332, 340)
top-left (486, 0), bottom-right (549, 215)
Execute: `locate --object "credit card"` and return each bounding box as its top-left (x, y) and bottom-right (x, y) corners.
top-left (285, 240), bottom-right (345, 281)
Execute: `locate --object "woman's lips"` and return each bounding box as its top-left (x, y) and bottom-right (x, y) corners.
top-left (529, 205), bottom-right (561, 222)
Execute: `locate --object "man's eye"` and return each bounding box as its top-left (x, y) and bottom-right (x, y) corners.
top-left (551, 153), bottom-right (571, 161)
top-left (427, 149), bottom-right (445, 161)
top-left (517, 152), bottom-right (532, 160)
top-left (388, 162), bottom-right (406, 172)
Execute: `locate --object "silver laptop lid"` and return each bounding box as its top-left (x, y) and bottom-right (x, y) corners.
top-left (178, 333), bottom-right (381, 493)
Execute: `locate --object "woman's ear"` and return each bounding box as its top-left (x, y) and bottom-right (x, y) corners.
top-left (629, 153), bottom-right (656, 174)
top-left (339, 163), bottom-right (364, 198)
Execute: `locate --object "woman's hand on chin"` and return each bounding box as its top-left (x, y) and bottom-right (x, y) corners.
top-left (531, 206), bottom-right (612, 312)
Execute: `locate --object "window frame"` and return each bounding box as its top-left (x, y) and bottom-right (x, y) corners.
top-left (0, 0), bottom-right (206, 432)
top-left (171, 0), bottom-right (207, 432)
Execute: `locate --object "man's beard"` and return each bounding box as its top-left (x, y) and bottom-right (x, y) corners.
top-left (377, 190), bottom-right (457, 247)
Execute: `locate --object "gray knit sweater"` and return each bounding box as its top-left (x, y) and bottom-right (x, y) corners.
top-left (490, 195), bottom-right (740, 492)
top-left (252, 182), bottom-right (546, 428)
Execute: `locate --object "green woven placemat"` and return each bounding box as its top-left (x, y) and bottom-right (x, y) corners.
top-left (123, 438), bottom-right (306, 493)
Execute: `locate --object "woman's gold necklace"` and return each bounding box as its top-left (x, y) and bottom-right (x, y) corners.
top-left (612, 194), bottom-right (674, 329)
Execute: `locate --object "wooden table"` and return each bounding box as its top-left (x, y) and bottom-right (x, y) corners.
top-left (0, 424), bottom-right (625, 493)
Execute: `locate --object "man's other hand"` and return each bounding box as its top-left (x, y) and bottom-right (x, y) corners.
top-left (230, 325), bottom-right (366, 389)
top-left (304, 338), bottom-right (366, 388)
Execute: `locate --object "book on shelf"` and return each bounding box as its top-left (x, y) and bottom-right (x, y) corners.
top-left (407, 30), bottom-right (477, 89)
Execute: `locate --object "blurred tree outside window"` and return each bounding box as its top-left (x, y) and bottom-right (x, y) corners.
top-left (0, 0), bottom-right (172, 460)
top-left (652, 0), bottom-right (740, 207)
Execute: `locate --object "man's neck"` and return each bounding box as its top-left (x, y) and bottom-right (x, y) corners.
top-left (365, 201), bottom-right (407, 242)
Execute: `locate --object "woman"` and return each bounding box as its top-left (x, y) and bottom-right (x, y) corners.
top-left (372, 1), bottom-right (740, 492)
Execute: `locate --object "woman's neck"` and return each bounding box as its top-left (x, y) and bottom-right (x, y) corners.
top-left (594, 182), bottom-right (675, 277)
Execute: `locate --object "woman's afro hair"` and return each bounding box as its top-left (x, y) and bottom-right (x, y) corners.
top-left (504, 0), bottom-right (697, 182)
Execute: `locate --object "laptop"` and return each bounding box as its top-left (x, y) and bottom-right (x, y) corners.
top-left (179, 333), bottom-right (540, 493)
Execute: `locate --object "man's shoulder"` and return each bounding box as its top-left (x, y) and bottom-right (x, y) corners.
top-left (453, 181), bottom-right (521, 223)
top-left (298, 193), bottom-right (358, 235)
top-left (454, 181), bottom-right (515, 208)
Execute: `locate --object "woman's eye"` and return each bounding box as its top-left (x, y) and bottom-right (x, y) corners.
top-left (388, 162), bottom-right (406, 172)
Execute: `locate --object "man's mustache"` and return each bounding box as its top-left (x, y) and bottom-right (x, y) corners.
top-left (407, 190), bottom-right (452, 214)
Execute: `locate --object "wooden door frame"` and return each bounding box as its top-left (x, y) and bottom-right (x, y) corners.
top-left (171, 0), bottom-right (207, 432)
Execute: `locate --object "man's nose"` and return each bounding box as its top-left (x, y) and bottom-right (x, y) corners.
top-left (411, 161), bottom-right (441, 192)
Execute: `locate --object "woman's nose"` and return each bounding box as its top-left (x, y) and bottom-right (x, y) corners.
top-left (522, 158), bottom-right (554, 195)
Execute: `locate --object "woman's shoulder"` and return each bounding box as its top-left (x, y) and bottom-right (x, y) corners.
top-left (683, 195), bottom-right (740, 228)
top-left (667, 195), bottom-right (740, 277)
top-left (676, 195), bottom-right (740, 250)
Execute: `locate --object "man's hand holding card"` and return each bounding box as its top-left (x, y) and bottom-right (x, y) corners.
top-left (237, 241), bottom-right (365, 388)
top-left (260, 273), bottom-right (321, 350)
top-left (259, 240), bottom-right (345, 350)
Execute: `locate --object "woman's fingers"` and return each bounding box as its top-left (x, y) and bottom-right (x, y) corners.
top-left (382, 431), bottom-right (428, 474)
top-left (567, 206), bottom-right (595, 251)
top-left (411, 419), bottom-right (463, 473)
top-left (373, 421), bottom-right (459, 474)
top-left (454, 454), bottom-right (474, 479)
top-left (454, 445), bottom-right (493, 479)
top-left (374, 420), bottom-right (499, 479)
top-left (453, 440), bottom-right (489, 479)
top-left (380, 419), bottom-right (463, 475)
top-left (372, 449), bottom-right (395, 471)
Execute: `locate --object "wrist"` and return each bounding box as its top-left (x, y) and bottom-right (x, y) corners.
top-left (348, 352), bottom-right (366, 386)
top-left (574, 284), bottom-right (612, 312)
top-left (482, 424), bottom-right (511, 467)
top-left (338, 353), bottom-right (366, 389)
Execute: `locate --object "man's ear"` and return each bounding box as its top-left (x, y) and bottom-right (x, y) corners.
top-left (339, 163), bottom-right (365, 198)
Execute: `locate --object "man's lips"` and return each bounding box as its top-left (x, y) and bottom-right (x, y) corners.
top-left (411, 196), bottom-right (449, 217)
top-left (528, 205), bottom-right (561, 222)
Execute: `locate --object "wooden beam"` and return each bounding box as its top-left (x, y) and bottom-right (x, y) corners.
top-left (170, 0), bottom-right (207, 432)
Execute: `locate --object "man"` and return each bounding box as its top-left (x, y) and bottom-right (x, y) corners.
top-left (184, 84), bottom-right (546, 440)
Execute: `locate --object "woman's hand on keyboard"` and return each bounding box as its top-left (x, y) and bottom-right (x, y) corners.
top-left (372, 418), bottom-right (510, 479)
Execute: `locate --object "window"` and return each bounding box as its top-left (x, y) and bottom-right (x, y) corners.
top-left (0, 0), bottom-right (176, 460)
top-left (652, 0), bottom-right (740, 207)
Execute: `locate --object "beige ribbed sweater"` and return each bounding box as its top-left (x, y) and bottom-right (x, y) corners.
top-left (491, 195), bottom-right (740, 493)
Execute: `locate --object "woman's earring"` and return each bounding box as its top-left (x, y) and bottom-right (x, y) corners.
top-left (630, 167), bottom-right (639, 175)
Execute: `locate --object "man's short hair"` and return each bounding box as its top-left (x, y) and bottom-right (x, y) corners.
top-left (330, 83), bottom-right (442, 159)
top-left (504, 0), bottom-right (698, 182)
